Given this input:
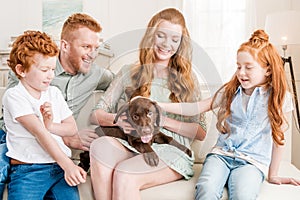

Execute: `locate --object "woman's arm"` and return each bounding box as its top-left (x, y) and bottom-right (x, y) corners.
top-left (158, 97), bottom-right (213, 116)
top-left (90, 109), bottom-right (116, 126)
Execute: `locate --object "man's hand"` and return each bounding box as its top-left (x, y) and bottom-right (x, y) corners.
top-left (78, 129), bottom-right (99, 149)
top-left (63, 128), bottom-right (100, 151)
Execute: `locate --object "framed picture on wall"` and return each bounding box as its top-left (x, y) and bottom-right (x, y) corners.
top-left (43, 0), bottom-right (83, 43)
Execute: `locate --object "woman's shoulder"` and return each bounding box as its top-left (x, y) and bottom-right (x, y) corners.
top-left (114, 63), bottom-right (138, 80)
top-left (120, 63), bottom-right (137, 72)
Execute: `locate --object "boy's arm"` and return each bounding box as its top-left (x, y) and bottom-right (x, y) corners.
top-left (45, 115), bottom-right (78, 137)
top-left (40, 102), bottom-right (77, 137)
top-left (16, 114), bottom-right (86, 185)
top-left (158, 97), bottom-right (213, 116)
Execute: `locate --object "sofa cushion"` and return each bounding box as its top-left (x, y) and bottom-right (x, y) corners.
top-left (77, 161), bottom-right (300, 200)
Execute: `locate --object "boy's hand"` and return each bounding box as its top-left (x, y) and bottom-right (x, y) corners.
top-left (64, 162), bottom-right (87, 186)
top-left (40, 102), bottom-right (53, 130)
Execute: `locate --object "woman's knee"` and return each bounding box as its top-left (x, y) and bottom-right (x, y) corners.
top-left (90, 136), bottom-right (111, 154)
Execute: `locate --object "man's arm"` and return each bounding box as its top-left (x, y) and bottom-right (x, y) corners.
top-left (7, 70), bottom-right (19, 89)
top-left (96, 68), bottom-right (114, 91)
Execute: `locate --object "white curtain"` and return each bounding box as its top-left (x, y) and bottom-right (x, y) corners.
top-left (183, 0), bottom-right (257, 83)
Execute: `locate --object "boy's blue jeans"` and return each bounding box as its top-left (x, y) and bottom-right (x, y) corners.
top-left (195, 154), bottom-right (264, 200)
top-left (8, 163), bottom-right (80, 200)
top-left (0, 129), bottom-right (9, 199)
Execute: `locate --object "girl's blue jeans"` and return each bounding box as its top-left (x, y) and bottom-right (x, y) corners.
top-left (195, 154), bottom-right (264, 200)
top-left (8, 163), bottom-right (79, 200)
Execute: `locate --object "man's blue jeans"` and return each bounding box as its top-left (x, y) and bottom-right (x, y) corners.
top-left (0, 129), bottom-right (9, 199)
top-left (8, 163), bottom-right (80, 200)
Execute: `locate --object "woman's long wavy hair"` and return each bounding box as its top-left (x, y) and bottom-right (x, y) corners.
top-left (212, 29), bottom-right (288, 145)
top-left (130, 8), bottom-right (194, 103)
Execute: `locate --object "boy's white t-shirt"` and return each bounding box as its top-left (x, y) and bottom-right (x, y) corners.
top-left (2, 82), bottom-right (73, 163)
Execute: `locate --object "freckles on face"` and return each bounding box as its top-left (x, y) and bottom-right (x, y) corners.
top-left (22, 54), bottom-right (56, 96)
top-left (236, 51), bottom-right (268, 95)
top-left (153, 20), bottom-right (183, 62)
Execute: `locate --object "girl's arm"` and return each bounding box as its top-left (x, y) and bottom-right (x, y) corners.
top-left (268, 142), bottom-right (300, 185)
top-left (16, 114), bottom-right (87, 186)
top-left (268, 111), bottom-right (300, 185)
top-left (162, 116), bottom-right (206, 140)
top-left (158, 97), bottom-right (213, 116)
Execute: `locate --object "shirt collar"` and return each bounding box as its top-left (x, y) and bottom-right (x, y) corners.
top-left (235, 85), bottom-right (269, 95)
top-left (55, 58), bottom-right (66, 76)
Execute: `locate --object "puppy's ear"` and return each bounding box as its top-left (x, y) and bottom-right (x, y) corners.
top-left (125, 87), bottom-right (135, 100)
top-left (153, 101), bottom-right (162, 127)
top-left (114, 103), bottom-right (129, 123)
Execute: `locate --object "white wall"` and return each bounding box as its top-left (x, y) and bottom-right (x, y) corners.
top-left (0, 0), bottom-right (182, 50)
top-left (253, 0), bottom-right (300, 169)
top-left (0, 0), bottom-right (42, 49)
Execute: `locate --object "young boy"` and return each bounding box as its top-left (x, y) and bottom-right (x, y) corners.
top-left (2, 30), bottom-right (86, 199)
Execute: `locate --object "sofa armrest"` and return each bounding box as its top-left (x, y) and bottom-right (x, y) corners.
top-left (76, 90), bottom-right (105, 130)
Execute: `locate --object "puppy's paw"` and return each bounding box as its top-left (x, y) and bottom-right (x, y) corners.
top-left (143, 152), bottom-right (159, 166)
top-left (78, 151), bottom-right (90, 172)
top-left (185, 148), bottom-right (192, 157)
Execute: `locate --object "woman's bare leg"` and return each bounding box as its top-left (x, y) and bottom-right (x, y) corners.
top-left (90, 136), bottom-right (134, 200)
top-left (112, 154), bottom-right (183, 200)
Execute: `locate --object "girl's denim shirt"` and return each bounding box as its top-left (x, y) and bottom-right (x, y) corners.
top-left (215, 86), bottom-right (272, 166)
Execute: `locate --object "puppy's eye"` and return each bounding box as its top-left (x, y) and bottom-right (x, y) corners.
top-left (132, 115), bottom-right (139, 120)
top-left (147, 111), bottom-right (153, 117)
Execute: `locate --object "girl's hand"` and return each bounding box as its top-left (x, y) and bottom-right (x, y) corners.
top-left (115, 114), bottom-right (134, 134)
top-left (268, 176), bottom-right (300, 186)
top-left (64, 162), bottom-right (87, 186)
top-left (40, 102), bottom-right (53, 130)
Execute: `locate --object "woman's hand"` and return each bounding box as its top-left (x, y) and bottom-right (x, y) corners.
top-left (268, 176), bottom-right (300, 186)
top-left (115, 114), bottom-right (134, 134)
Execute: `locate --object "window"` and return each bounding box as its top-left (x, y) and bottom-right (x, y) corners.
top-left (183, 0), bottom-right (255, 83)
top-left (42, 0), bottom-right (83, 41)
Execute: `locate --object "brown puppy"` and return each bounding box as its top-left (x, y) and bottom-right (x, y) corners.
top-left (78, 96), bottom-right (192, 171)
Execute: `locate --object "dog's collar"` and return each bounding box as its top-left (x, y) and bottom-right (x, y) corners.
top-left (130, 95), bottom-right (149, 102)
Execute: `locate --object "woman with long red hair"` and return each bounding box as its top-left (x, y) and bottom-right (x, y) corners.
top-left (89, 8), bottom-right (206, 200)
